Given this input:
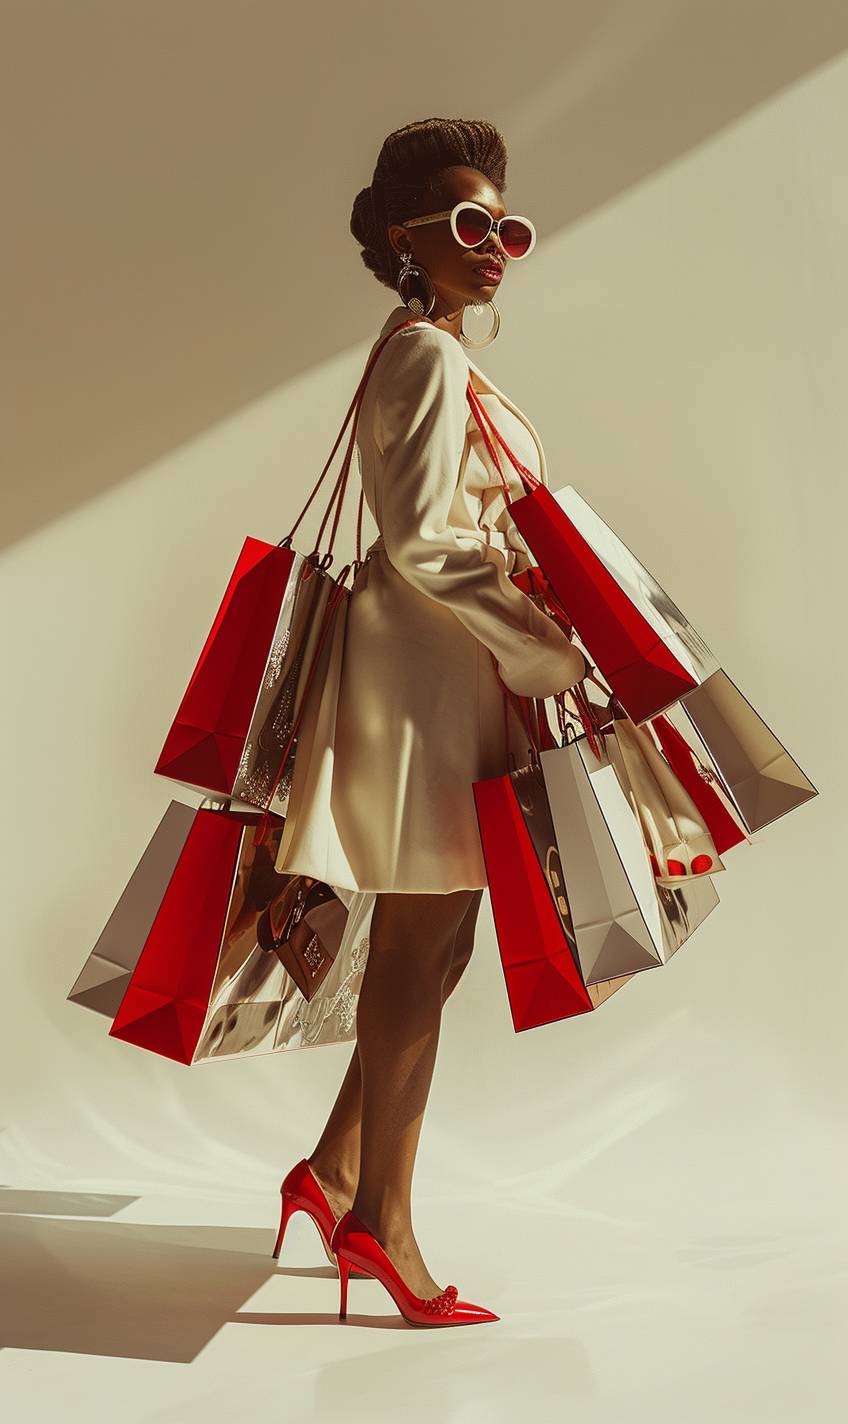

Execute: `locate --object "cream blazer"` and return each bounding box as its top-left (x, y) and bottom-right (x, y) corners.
top-left (274, 305), bottom-right (586, 895)
top-left (357, 310), bottom-right (585, 698)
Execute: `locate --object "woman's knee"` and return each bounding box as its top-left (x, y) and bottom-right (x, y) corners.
top-left (447, 889), bottom-right (484, 976)
top-left (371, 889), bottom-right (475, 978)
top-left (449, 928), bottom-right (475, 976)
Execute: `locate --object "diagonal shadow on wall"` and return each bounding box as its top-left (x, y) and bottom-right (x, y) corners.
top-left (3, 0), bottom-right (848, 550)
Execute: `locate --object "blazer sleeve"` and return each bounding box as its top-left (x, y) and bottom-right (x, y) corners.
top-left (372, 323), bottom-right (586, 699)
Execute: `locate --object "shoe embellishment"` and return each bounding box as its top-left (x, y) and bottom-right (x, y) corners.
top-left (421, 1284), bottom-right (459, 1315)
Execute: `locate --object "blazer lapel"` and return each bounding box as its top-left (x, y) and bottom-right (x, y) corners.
top-left (377, 305), bottom-right (549, 486)
top-left (463, 351), bottom-right (549, 488)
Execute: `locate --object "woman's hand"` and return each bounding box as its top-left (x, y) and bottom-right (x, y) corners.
top-left (566, 644), bottom-right (597, 691)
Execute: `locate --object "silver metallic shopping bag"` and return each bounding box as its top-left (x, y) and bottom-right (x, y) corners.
top-left (605, 710), bottom-right (726, 884)
top-left (670, 669), bottom-right (818, 834)
top-left (71, 799), bottom-right (374, 1062)
top-left (228, 549), bottom-right (344, 816)
top-left (191, 809), bottom-right (370, 1062)
top-left (191, 836), bottom-right (375, 1063)
top-left (68, 800), bottom-right (195, 1018)
top-left (553, 487), bottom-right (817, 830)
top-left (539, 730), bottom-right (720, 988)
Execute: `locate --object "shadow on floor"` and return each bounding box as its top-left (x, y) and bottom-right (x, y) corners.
top-left (0, 1211), bottom-right (343, 1360)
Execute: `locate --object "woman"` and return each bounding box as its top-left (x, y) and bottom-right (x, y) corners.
top-left (272, 117), bottom-right (589, 1327)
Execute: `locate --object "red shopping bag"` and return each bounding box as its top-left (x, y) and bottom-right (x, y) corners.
top-left (109, 804), bottom-right (248, 1063)
top-left (153, 537), bottom-right (331, 808)
top-left (465, 385), bottom-right (697, 722)
top-left (474, 668), bottom-right (721, 1032)
top-left (154, 317), bottom-right (429, 827)
top-left (107, 803), bottom-right (353, 1065)
top-left (473, 679), bottom-right (637, 1032)
top-left (472, 770), bottom-right (595, 1030)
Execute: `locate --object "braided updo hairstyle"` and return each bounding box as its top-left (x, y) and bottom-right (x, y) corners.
top-left (350, 117), bottom-right (508, 292)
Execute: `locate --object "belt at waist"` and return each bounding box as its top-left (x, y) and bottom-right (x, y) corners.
top-left (361, 536), bottom-right (526, 583)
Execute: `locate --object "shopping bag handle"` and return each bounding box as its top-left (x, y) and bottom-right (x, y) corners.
top-left (491, 657), bottom-right (544, 769)
top-left (278, 317), bottom-right (433, 576)
top-left (280, 319), bottom-right (545, 579)
top-left (492, 646), bottom-right (615, 768)
top-left (465, 382), bottom-right (542, 501)
top-left (466, 381), bottom-right (616, 759)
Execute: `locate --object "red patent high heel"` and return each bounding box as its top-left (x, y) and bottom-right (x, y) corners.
top-left (272, 1159), bottom-right (368, 1277)
top-left (331, 1209), bottom-right (500, 1327)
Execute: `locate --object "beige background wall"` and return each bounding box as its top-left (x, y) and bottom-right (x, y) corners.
top-left (2, 3), bottom-right (845, 1419)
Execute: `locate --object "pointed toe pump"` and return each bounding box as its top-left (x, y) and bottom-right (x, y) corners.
top-left (331, 1209), bottom-right (500, 1327)
top-left (272, 1158), bottom-right (368, 1277)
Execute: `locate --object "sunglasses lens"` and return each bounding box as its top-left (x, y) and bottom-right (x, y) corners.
top-left (455, 206), bottom-right (493, 247)
top-left (499, 218), bottom-right (534, 258)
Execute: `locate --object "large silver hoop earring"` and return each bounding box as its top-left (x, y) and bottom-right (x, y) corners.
top-left (395, 250), bottom-right (436, 316)
top-left (459, 299), bottom-right (501, 348)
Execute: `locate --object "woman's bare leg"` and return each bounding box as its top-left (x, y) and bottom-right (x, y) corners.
top-left (442, 886), bottom-right (485, 998)
top-left (307, 890), bottom-right (483, 1213)
top-left (308, 887), bottom-right (485, 1297)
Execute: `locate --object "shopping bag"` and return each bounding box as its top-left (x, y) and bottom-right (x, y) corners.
top-left (472, 763), bottom-right (606, 1030)
top-left (473, 677), bottom-right (719, 1032)
top-left (659, 669), bottom-right (818, 834)
top-left (68, 799), bottom-right (196, 1018)
top-left (540, 726), bottom-right (720, 977)
top-left (547, 676), bottom-right (723, 968)
top-left (465, 386), bottom-right (702, 722)
top-left (107, 801), bottom-right (370, 1064)
top-left (549, 482), bottom-right (720, 721)
top-left (466, 389), bottom-right (818, 833)
top-left (553, 489), bottom-right (817, 834)
top-left (153, 316), bottom-right (431, 824)
top-left (648, 710), bottom-right (749, 855)
top-left (154, 538), bottom-right (346, 816)
top-left (604, 707), bottom-right (726, 884)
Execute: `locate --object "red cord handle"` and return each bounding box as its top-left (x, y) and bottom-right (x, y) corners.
top-left (285, 320), bottom-right (546, 573)
top-left (285, 319), bottom-right (551, 575)
top-left (466, 379), bottom-right (619, 764)
top-left (465, 382), bottom-right (543, 501)
top-left (274, 318), bottom-right (614, 792)
top-left (257, 317), bottom-right (447, 839)
top-left (281, 317), bottom-right (433, 571)
top-left (491, 655), bottom-right (542, 767)
top-left (494, 656), bottom-right (613, 769)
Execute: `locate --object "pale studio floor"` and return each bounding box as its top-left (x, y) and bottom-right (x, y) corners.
top-left (2, 849), bottom-right (845, 1424)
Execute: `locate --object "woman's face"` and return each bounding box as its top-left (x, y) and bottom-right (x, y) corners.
top-left (387, 165), bottom-right (510, 318)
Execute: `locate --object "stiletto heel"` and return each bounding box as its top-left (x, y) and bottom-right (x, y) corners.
top-left (331, 1209), bottom-right (500, 1328)
top-left (272, 1192), bottom-right (298, 1260)
top-left (338, 1253), bottom-right (353, 1319)
top-left (271, 1158), bottom-right (368, 1277)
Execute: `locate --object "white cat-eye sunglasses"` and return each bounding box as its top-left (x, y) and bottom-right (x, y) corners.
top-left (400, 200), bottom-right (537, 259)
